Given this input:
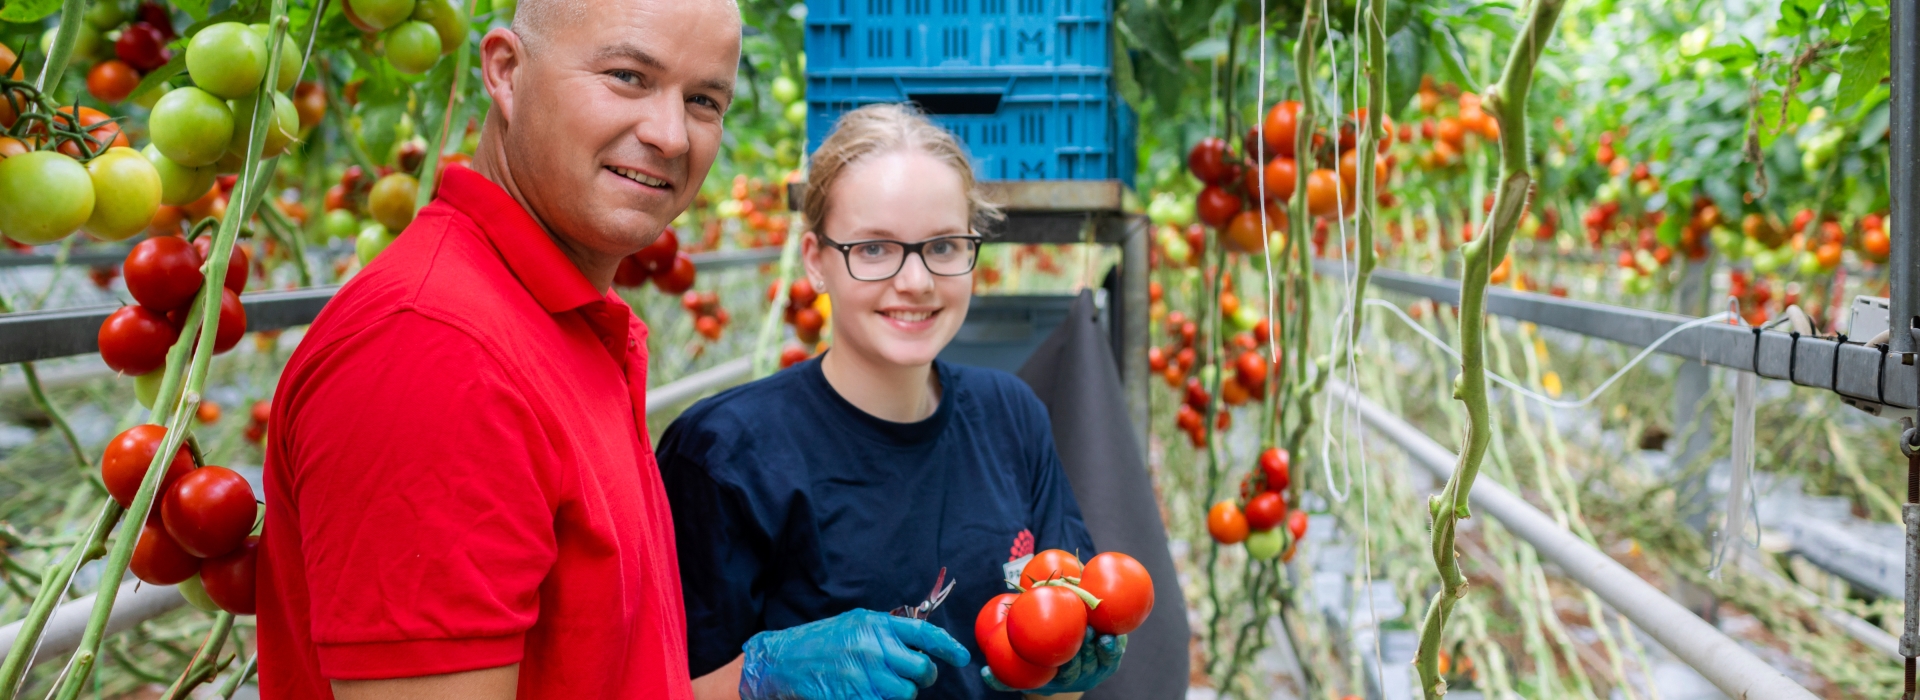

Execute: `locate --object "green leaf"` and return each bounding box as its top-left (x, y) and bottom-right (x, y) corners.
top-left (0, 0), bottom-right (63, 23)
top-left (1385, 24), bottom-right (1426, 119)
top-left (1428, 21), bottom-right (1477, 93)
top-left (1836, 12), bottom-right (1889, 116)
top-left (172, 0), bottom-right (214, 22)
top-left (1182, 37), bottom-right (1229, 62)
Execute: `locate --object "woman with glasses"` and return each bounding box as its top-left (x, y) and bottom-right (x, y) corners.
top-left (658, 103), bottom-right (1127, 700)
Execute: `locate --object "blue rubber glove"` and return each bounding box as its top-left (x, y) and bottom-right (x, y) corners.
top-left (740, 609), bottom-right (973, 700)
top-left (983, 627), bottom-right (1127, 695)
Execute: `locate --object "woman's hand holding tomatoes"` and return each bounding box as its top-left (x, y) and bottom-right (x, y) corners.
top-left (979, 550), bottom-right (1149, 692)
top-left (738, 609), bottom-right (971, 700)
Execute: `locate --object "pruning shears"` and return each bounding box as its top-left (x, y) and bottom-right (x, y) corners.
top-left (889, 567), bottom-right (956, 620)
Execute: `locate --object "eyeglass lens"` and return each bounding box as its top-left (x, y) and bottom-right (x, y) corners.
top-left (844, 238), bottom-right (980, 281)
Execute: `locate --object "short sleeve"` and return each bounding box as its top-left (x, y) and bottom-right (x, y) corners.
top-left (656, 412), bottom-right (769, 678)
top-left (1018, 387), bottom-right (1097, 560)
top-left (284, 312), bottom-right (558, 680)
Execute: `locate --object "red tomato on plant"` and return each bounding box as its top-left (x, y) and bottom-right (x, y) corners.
top-left (213, 288), bottom-right (247, 353)
top-left (192, 236), bottom-right (250, 294)
top-left (695, 315), bottom-right (722, 341)
top-left (125, 236), bottom-right (205, 312)
top-left (778, 344), bottom-right (810, 368)
top-left (87, 60), bottom-right (140, 104)
top-left (788, 278), bottom-right (819, 308)
top-left (1187, 137), bottom-right (1235, 185)
top-left (1286, 509), bottom-right (1309, 541)
top-left (131, 521), bottom-right (200, 585)
top-left (794, 306), bottom-right (825, 345)
top-left (1235, 351), bottom-right (1267, 393)
top-left (101, 425), bottom-right (194, 509)
top-left (1259, 447), bottom-right (1290, 491)
top-left (1245, 157), bottom-right (1297, 202)
top-left (1079, 552), bottom-right (1154, 635)
top-left (614, 255), bottom-right (650, 287)
top-left (1020, 549), bottom-right (1083, 588)
top-left (652, 252), bottom-right (697, 294)
top-left (162, 465), bottom-right (258, 559)
top-left (200, 535), bottom-right (259, 615)
top-left (1263, 101), bottom-right (1301, 158)
top-left (1244, 491), bottom-right (1287, 532)
top-left (52, 106), bottom-right (131, 159)
top-left (1007, 585), bottom-right (1087, 667)
top-left (980, 617), bottom-right (1056, 689)
top-left (115, 22), bottom-right (171, 72)
top-left (1207, 501), bottom-right (1249, 544)
top-left (1195, 185), bottom-right (1243, 230)
top-left (98, 305), bottom-right (180, 376)
top-left (1306, 169), bottom-right (1343, 217)
top-left (633, 228), bottom-right (680, 272)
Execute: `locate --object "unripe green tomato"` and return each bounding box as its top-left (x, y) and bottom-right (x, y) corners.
top-left (1800, 149), bottom-right (1825, 175)
top-left (1170, 198), bottom-right (1197, 226)
top-left (356, 222), bottom-right (397, 265)
top-left (178, 574), bottom-right (223, 613)
top-left (186, 23), bottom-right (269, 100)
top-left (142, 145), bottom-right (216, 207)
top-left (134, 369), bottom-right (164, 409)
top-left (1752, 247), bottom-right (1786, 274)
top-left (384, 21), bottom-right (442, 75)
top-left (1245, 529), bottom-right (1284, 560)
top-left (1232, 306), bottom-right (1261, 332)
top-left (1625, 273), bottom-right (1653, 296)
top-left (1198, 364), bottom-right (1218, 390)
top-left (1708, 226), bottom-right (1742, 256)
top-left (1146, 195), bottom-right (1175, 225)
top-left (1796, 250), bottom-right (1825, 276)
top-left (248, 24), bottom-right (303, 92)
top-left (85, 0), bottom-right (127, 30)
top-left (347, 0), bottom-right (417, 32)
top-left (1161, 230), bottom-right (1192, 265)
top-left (368, 173), bottom-right (420, 231)
top-left (784, 100), bottom-right (807, 127)
top-left (771, 76), bottom-right (801, 105)
top-left (83, 148), bottom-right (163, 242)
top-left (150, 87), bottom-right (237, 167)
top-left (226, 92), bottom-right (300, 158)
top-left (0, 152), bottom-right (95, 245)
top-left (321, 209), bottom-right (360, 241)
top-left (411, 0), bottom-right (468, 54)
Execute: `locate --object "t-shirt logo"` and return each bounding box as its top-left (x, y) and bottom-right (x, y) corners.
top-left (1002, 529), bottom-right (1035, 587)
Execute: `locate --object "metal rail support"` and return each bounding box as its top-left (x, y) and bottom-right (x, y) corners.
top-left (1892, 0), bottom-right (1918, 693)
top-left (1331, 380), bottom-right (1821, 700)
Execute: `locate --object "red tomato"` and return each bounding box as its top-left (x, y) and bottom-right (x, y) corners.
top-left (101, 425), bottom-right (194, 509)
top-left (161, 466), bottom-right (258, 559)
top-left (1259, 447), bottom-right (1290, 491)
top-left (192, 236), bottom-right (250, 294)
top-left (52, 106), bottom-right (131, 159)
top-left (98, 305), bottom-right (180, 376)
top-left (1007, 585), bottom-right (1087, 667)
top-left (976, 592), bottom-right (1018, 648)
top-left (213, 288), bottom-right (247, 354)
top-left (980, 617), bottom-right (1057, 689)
top-left (130, 521), bottom-right (200, 585)
top-left (1244, 491), bottom-right (1287, 531)
top-left (1207, 501), bottom-right (1249, 544)
top-left (788, 278), bottom-right (819, 308)
top-left (86, 60), bottom-right (140, 104)
top-left (1306, 169), bottom-right (1343, 217)
top-left (614, 255), bottom-right (650, 287)
top-left (1020, 549), bottom-right (1084, 588)
top-left (1286, 509), bottom-right (1309, 541)
top-left (695, 315), bottom-right (722, 340)
top-left (250, 400), bottom-right (271, 425)
top-left (1245, 157), bottom-right (1297, 202)
top-left (778, 344), bottom-right (810, 368)
top-left (115, 22), bottom-right (171, 72)
top-left (200, 535), bottom-right (259, 615)
top-left (794, 306), bottom-right (825, 345)
top-left (137, 3), bottom-right (176, 38)
top-left (124, 236), bottom-right (205, 312)
top-left (1187, 137), bottom-right (1235, 185)
top-left (1195, 185), bottom-right (1243, 230)
top-left (1184, 377), bottom-right (1209, 412)
top-left (633, 227), bottom-right (680, 272)
top-left (293, 82), bottom-right (327, 131)
top-left (1235, 351), bottom-right (1267, 393)
top-left (652, 252), bottom-right (697, 294)
top-left (1262, 101), bottom-right (1301, 158)
top-left (1147, 346), bottom-right (1168, 372)
top-left (1079, 552), bottom-right (1154, 635)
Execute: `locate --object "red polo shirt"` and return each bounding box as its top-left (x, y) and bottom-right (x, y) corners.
top-left (258, 165), bottom-right (692, 699)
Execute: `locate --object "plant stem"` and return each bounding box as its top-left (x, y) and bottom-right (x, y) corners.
top-left (159, 614), bottom-right (234, 700)
top-left (0, 501), bottom-right (117, 699)
top-left (33, 0), bottom-right (86, 93)
top-left (1346, 0), bottom-right (1387, 359)
top-left (1411, 2), bottom-right (1565, 697)
top-left (260, 202), bottom-right (314, 286)
top-left (215, 654), bottom-right (258, 699)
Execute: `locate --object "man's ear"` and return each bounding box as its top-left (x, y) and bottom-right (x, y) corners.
top-left (478, 28), bottom-right (525, 124)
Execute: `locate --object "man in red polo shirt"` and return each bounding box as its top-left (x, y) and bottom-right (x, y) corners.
top-left (257, 0), bottom-right (740, 697)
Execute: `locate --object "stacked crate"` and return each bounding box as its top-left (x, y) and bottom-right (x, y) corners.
top-left (804, 0), bottom-right (1135, 184)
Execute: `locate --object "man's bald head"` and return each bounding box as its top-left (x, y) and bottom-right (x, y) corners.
top-left (513, 0), bottom-right (740, 54)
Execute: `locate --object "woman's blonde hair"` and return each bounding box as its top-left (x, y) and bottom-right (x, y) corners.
top-left (804, 103), bottom-right (1003, 237)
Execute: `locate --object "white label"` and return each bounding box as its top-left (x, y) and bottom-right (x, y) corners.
top-left (1002, 554), bottom-right (1033, 589)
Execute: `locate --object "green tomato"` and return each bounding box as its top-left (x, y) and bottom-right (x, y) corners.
top-left (1198, 364), bottom-right (1219, 390)
top-left (357, 222), bottom-right (397, 265)
top-left (321, 209), bottom-right (359, 241)
top-left (347, 0), bottom-right (418, 32)
top-left (1169, 198), bottom-right (1196, 227)
top-left (186, 23), bottom-right (269, 100)
top-left (85, 0), bottom-right (127, 30)
top-left (771, 76), bottom-right (801, 105)
top-left (1625, 273), bottom-right (1653, 296)
top-left (248, 24), bottom-right (303, 92)
top-left (1752, 247), bottom-right (1786, 274)
top-left (1161, 230), bottom-right (1192, 265)
top-left (142, 145), bottom-right (217, 206)
top-left (784, 100), bottom-right (808, 127)
top-left (411, 0), bottom-right (469, 54)
top-left (1232, 306), bottom-right (1262, 332)
top-left (177, 574), bottom-right (222, 613)
top-left (1796, 250), bottom-right (1825, 276)
top-left (1245, 529), bottom-right (1284, 560)
top-left (227, 92), bottom-right (300, 159)
top-left (1146, 194), bottom-right (1175, 225)
top-left (1708, 226), bottom-right (1742, 257)
top-left (0, 152), bottom-right (94, 245)
top-left (385, 21), bottom-right (443, 75)
top-left (149, 87), bottom-right (236, 167)
top-left (134, 369), bottom-right (164, 409)
top-left (83, 147), bottom-right (162, 242)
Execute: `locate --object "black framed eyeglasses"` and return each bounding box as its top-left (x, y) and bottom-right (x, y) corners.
top-left (817, 233), bottom-right (985, 282)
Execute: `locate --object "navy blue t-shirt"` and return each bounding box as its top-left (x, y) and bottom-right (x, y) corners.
top-left (657, 356), bottom-right (1096, 699)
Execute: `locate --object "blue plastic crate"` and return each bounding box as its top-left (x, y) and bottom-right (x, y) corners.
top-left (806, 70), bottom-right (1126, 181)
top-left (806, 0), bottom-right (1112, 72)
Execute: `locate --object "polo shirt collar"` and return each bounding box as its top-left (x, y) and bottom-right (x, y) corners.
top-left (436, 165), bottom-right (606, 315)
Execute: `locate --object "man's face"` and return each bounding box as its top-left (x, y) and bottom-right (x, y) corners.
top-left (494, 1), bottom-right (739, 258)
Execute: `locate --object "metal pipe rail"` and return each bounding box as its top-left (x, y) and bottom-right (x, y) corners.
top-left (1329, 379), bottom-right (1821, 700)
top-left (0, 247), bottom-right (784, 366)
top-left (1318, 261), bottom-right (1920, 414)
top-left (0, 354), bottom-right (759, 668)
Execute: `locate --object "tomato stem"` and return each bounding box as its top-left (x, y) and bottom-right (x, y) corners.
top-left (1033, 579), bottom-right (1102, 610)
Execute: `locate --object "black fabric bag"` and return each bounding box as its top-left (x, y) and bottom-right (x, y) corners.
top-left (1018, 290), bottom-right (1190, 700)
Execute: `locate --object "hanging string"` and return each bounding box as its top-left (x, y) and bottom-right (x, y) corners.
top-left (1711, 300), bottom-right (1763, 579)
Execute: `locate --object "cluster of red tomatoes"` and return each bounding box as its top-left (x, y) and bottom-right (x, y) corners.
top-left (1411, 78), bottom-right (1499, 170)
top-left (680, 291), bottom-right (732, 342)
top-left (1150, 308), bottom-right (1274, 448)
top-left (768, 278), bottom-right (825, 366)
top-left (715, 174), bottom-right (794, 249)
top-left (98, 236), bottom-right (250, 380)
top-left (107, 425), bottom-right (259, 616)
top-left (1727, 270), bottom-right (1791, 327)
top-left (1207, 448), bottom-right (1308, 561)
top-left (614, 228), bottom-right (698, 295)
top-left (80, 3), bottom-right (183, 103)
top-left (1187, 103), bottom-right (1396, 257)
top-left (974, 550), bottom-right (1154, 690)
